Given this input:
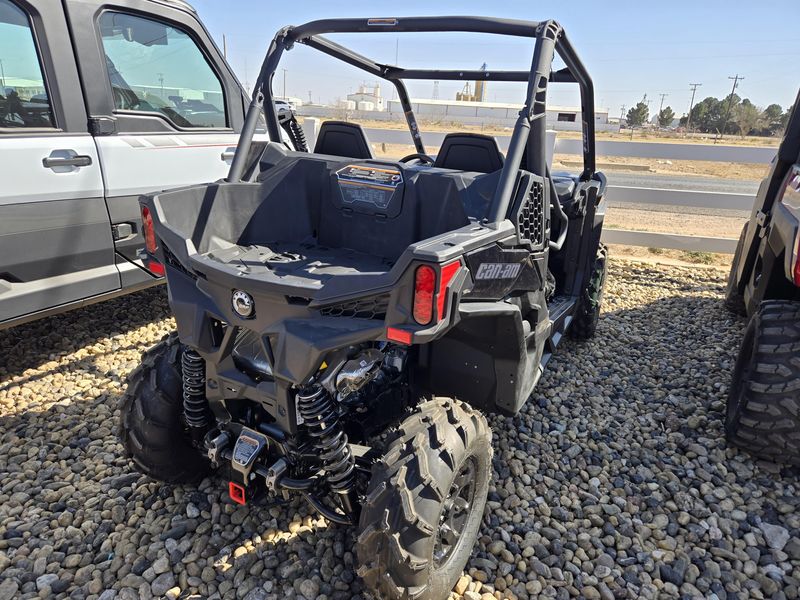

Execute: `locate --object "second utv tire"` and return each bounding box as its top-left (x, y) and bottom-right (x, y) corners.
top-left (570, 243), bottom-right (608, 340)
top-left (356, 398), bottom-right (492, 600)
top-left (724, 224), bottom-right (748, 317)
top-left (119, 333), bottom-right (210, 483)
top-left (725, 301), bottom-right (800, 466)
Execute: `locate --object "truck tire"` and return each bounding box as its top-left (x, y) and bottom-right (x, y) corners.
top-left (119, 333), bottom-right (210, 483)
top-left (356, 398), bottom-right (492, 600)
top-left (724, 224), bottom-right (748, 317)
top-left (570, 243), bottom-right (608, 340)
top-left (725, 301), bottom-right (800, 466)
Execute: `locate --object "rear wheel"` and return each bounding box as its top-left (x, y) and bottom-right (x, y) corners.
top-left (725, 224), bottom-right (748, 316)
top-left (725, 301), bottom-right (800, 466)
top-left (119, 333), bottom-right (210, 483)
top-left (356, 398), bottom-right (492, 600)
top-left (570, 243), bottom-right (608, 340)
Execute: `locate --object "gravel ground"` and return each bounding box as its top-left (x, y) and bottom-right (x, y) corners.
top-left (1, 260), bottom-right (799, 600)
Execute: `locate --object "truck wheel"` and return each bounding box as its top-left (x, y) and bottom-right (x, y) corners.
top-left (725, 301), bottom-right (800, 466)
top-left (570, 243), bottom-right (608, 340)
top-left (119, 333), bottom-right (210, 483)
top-left (356, 398), bottom-right (492, 600)
top-left (724, 224), bottom-right (748, 316)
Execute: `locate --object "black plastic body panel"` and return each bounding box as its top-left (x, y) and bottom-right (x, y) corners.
top-left (732, 89), bottom-right (800, 314)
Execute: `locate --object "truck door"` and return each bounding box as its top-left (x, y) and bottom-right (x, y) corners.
top-left (0, 0), bottom-right (118, 327)
top-left (65, 0), bottom-right (247, 286)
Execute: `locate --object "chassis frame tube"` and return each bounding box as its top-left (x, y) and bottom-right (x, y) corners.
top-left (228, 15), bottom-right (597, 207)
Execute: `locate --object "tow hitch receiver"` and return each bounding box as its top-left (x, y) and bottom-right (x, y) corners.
top-left (228, 428), bottom-right (269, 503)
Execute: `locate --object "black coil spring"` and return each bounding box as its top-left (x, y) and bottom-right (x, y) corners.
top-left (296, 384), bottom-right (355, 493)
top-left (181, 348), bottom-right (209, 430)
top-left (287, 118), bottom-right (308, 152)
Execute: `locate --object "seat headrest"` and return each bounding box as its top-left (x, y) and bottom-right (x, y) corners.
top-left (313, 121), bottom-right (374, 159)
top-left (433, 133), bottom-right (504, 173)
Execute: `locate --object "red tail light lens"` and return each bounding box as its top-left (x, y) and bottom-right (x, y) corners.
top-left (141, 205), bottom-right (157, 254)
top-left (794, 237), bottom-right (800, 287)
top-left (413, 265), bottom-right (436, 325)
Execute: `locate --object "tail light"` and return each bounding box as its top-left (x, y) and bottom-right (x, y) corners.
top-left (413, 265), bottom-right (436, 325)
top-left (412, 260), bottom-right (463, 326)
top-left (141, 205), bottom-right (157, 254)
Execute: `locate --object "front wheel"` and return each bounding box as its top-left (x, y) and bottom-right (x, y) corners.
top-left (725, 301), bottom-right (800, 466)
top-left (724, 223), bottom-right (748, 316)
top-left (570, 243), bottom-right (608, 340)
top-left (118, 333), bottom-right (210, 483)
top-left (356, 398), bottom-right (492, 600)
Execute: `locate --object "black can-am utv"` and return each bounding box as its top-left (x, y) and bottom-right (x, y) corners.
top-left (121, 16), bottom-right (607, 599)
top-left (724, 88), bottom-right (800, 466)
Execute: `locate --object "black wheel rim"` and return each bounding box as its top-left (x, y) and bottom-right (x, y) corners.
top-left (433, 457), bottom-right (477, 568)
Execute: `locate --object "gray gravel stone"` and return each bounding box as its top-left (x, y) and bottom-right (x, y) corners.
top-left (1, 260), bottom-right (799, 600)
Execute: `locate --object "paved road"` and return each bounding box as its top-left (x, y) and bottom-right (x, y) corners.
top-left (609, 172), bottom-right (760, 196)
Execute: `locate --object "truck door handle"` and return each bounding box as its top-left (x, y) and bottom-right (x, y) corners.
top-left (42, 152), bottom-right (93, 169)
top-left (221, 148), bottom-right (236, 161)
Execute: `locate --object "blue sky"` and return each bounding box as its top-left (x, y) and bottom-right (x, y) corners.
top-left (192, 0), bottom-right (799, 117)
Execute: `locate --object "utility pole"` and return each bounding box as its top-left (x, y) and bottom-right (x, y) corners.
top-left (0, 59), bottom-right (6, 91)
top-left (223, 34), bottom-right (227, 59)
top-left (620, 104), bottom-right (626, 120)
top-left (720, 74), bottom-right (744, 140)
top-left (158, 72), bottom-right (164, 99)
top-left (686, 83), bottom-right (702, 132)
top-left (308, 90), bottom-right (313, 104)
top-left (282, 68), bottom-right (287, 100)
top-left (658, 93), bottom-right (668, 116)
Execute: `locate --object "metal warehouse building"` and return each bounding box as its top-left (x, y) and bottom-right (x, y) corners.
top-left (385, 98), bottom-right (617, 132)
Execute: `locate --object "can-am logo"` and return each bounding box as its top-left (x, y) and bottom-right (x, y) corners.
top-left (475, 263), bottom-right (522, 280)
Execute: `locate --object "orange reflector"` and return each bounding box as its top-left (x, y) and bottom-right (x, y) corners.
top-left (229, 482), bottom-right (246, 505)
top-left (387, 327), bottom-right (412, 345)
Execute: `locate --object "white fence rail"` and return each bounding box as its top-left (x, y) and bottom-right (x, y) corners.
top-left (309, 122), bottom-right (776, 254)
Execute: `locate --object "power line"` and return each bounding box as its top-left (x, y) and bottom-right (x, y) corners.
top-left (686, 83), bottom-right (702, 131)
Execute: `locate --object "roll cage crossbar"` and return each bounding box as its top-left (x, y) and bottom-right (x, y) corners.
top-left (228, 16), bottom-right (597, 225)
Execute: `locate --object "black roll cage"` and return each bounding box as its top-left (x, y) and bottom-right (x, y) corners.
top-left (228, 16), bottom-right (597, 225)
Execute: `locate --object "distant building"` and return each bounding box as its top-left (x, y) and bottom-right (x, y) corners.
top-left (384, 98), bottom-right (617, 132)
top-left (347, 83), bottom-right (384, 111)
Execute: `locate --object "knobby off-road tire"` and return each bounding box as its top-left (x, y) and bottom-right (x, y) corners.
top-left (570, 243), bottom-right (608, 340)
top-left (356, 398), bottom-right (492, 600)
top-left (119, 333), bottom-right (210, 483)
top-left (725, 301), bottom-right (800, 466)
top-left (724, 224), bottom-right (748, 317)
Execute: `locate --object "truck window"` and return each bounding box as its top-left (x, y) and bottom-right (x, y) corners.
top-left (0, 0), bottom-right (55, 129)
top-left (98, 11), bottom-right (226, 129)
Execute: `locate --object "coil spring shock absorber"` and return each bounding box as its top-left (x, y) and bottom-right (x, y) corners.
top-left (296, 384), bottom-right (358, 516)
top-left (285, 117), bottom-right (308, 152)
top-left (181, 347), bottom-right (210, 443)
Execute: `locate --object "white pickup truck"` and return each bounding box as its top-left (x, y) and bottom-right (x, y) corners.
top-left (0, 0), bottom-right (270, 329)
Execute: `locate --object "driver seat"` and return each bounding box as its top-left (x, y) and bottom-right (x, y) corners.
top-left (314, 121), bottom-right (374, 159)
top-left (434, 133), bottom-right (504, 173)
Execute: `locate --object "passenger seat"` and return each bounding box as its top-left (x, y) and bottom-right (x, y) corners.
top-left (433, 133), bottom-right (504, 173)
top-left (313, 121), bottom-right (374, 159)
